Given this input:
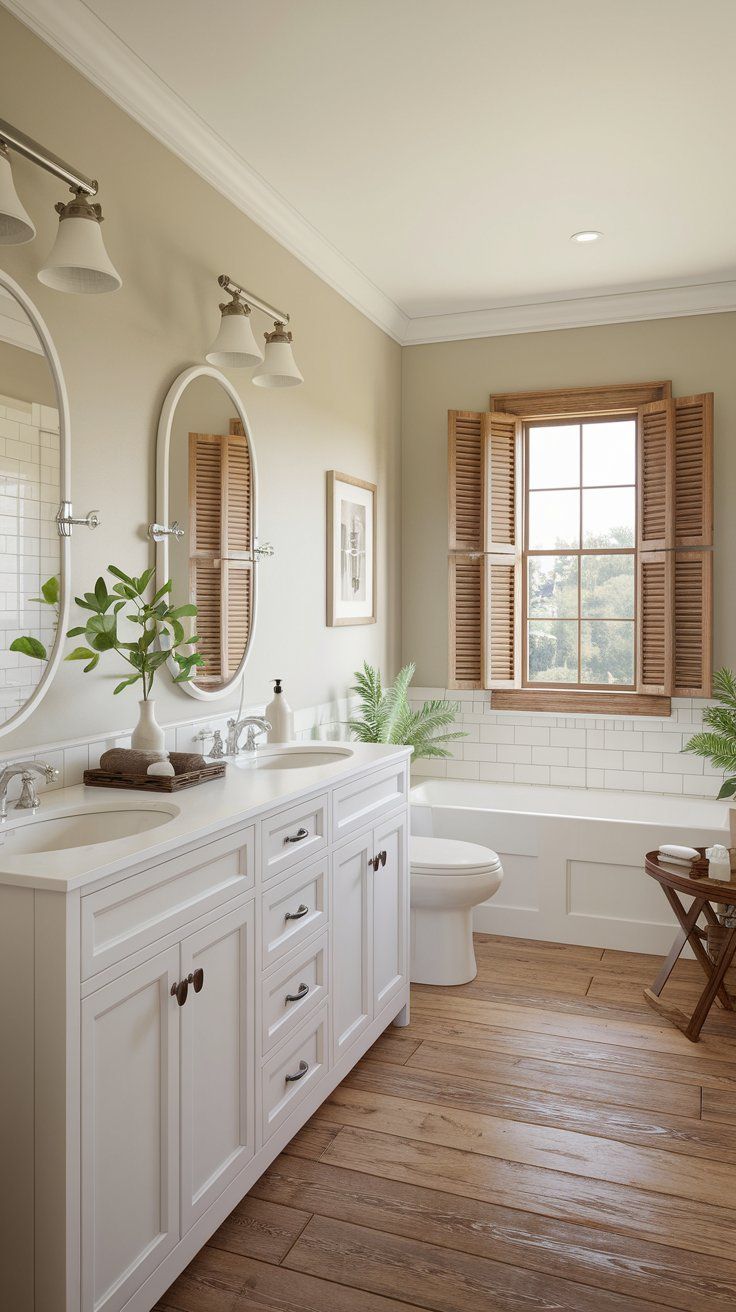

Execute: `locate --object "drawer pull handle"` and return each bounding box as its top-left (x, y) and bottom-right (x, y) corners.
top-left (284, 826), bottom-right (309, 845)
top-left (171, 979), bottom-right (189, 1007)
top-left (188, 968), bottom-right (205, 993)
top-left (369, 850), bottom-right (388, 872)
top-left (285, 981), bottom-right (310, 1004)
top-left (285, 1059), bottom-right (309, 1083)
top-left (285, 903), bottom-right (309, 922)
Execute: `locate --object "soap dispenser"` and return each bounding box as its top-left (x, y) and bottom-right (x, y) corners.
top-left (266, 678), bottom-right (293, 743)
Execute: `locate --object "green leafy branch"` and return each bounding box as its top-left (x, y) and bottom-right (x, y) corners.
top-left (65, 565), bottom-right (204, 698)
top-left (684, 667), bottom-right (736, 798)
top-left (9, 574), bottom-right (60, 661)
top-left (347, 660), bottom-right (465, 761)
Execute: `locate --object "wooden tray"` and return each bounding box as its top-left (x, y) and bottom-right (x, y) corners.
top-left (83, 762), bottom-right (226, 792)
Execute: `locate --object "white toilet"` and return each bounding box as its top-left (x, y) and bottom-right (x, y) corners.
top-left (410, 836), bottom-right (504, 986)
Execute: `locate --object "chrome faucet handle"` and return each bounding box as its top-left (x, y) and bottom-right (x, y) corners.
top-left (7, 761), bottom-right (59, 812)
top-left (245, 720), bottom-right (271, 751)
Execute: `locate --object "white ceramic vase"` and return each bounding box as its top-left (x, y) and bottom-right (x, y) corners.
top-left (131, 698), bottom-right (166, 754)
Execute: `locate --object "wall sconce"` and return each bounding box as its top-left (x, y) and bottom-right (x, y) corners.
top-left (0, 117), bottom-right (121, 294)
top-left (206, 274), bottom-right (303, 386)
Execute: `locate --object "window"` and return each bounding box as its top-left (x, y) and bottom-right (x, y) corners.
top-left (525, 417), bottom-right (636, 689)
top-left (448, 383), bottom-right (713, 713)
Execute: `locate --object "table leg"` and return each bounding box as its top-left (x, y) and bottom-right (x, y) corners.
top-left (661, 886), bottom-right (733, 1010)
top-left (650, 894), bottom-right (704, 995)
top-left (686, 927), bottom-right (736, 1041)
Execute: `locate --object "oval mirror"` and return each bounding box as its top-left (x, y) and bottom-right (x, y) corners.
top-left (0, 270), bottom-right (69, 736)
top-left (155, 365), bottom-right (258, 699)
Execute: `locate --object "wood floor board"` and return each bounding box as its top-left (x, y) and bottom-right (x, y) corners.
top-left (321, 1124), bottom-right (736, 1262)
top-left (158, 1246), bottom-right (429, 1312)
top-left (284, 1213), bottom-right (657, 1312)
top-left (207, 1196), bottom-right (312, 1263)
top-left (319, 1085), bottom-right (734, 1207)
top-left (161, 936), bottom-right (736, 1311)
top-left (406, 1037), bottom-right (702, 1116)
top-left (342, 1056), bottom-right (736, 1163)
top-left (251, 1153), bottom-right (736, 1312)
top-left (412, 989), bottom-right (736, 1058)
top-left (406, 1007), bottom-right (736, 1090)
top-left (701, 1086), bottom-right (736, 1125)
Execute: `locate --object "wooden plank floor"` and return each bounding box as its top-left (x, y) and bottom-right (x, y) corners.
top-left (157, 935), bottom-right (736, 1311)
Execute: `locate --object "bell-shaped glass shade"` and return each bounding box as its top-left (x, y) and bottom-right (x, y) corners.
top-left (252, 326), bottom-right (303, 388)
top-left (38, 204), bottom-right (121, 294)
top-left (206, 303), bottom-right (263, 368)
top-left (0, 149), bottom-right (35, 245)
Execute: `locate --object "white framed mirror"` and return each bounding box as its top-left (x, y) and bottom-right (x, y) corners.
top-left (0, 270), bottom-right (70, 736)
top-left (154, 364), bottom-right (259, 700)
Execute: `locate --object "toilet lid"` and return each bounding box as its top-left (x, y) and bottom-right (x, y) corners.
top-left (411, 835), bottom-right (502, 877)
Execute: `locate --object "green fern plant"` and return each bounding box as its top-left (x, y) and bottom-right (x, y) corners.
top-left (684, 667), bottom-right (736, 798)
top-left (347, 661), bottom-right (465, 761)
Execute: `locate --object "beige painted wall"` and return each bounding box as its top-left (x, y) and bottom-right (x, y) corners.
top-left (0, 339), bottom-right (57, 406)
top-left (402, 313), bottom-right (736, 687)
top-left (0, 9), bottom-right (401, 751)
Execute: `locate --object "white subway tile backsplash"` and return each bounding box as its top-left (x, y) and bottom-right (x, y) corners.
top-left (622, 751), bottom-right (662, 772)
top-left (497, 744), bottom-right (532, 765)
top-left (642, 773), bottom-right (684, 795)
top-left (643, 731), bottom-right (683, 753)
top-left (514, 764), bottom-right (550, 785)
top-left (587, 748), bottom-right (623, 770)
top-left (480, 724), bottom-right (515, 744)
top-left (550, 766), bottom-right (587, 787)
top-left (603, 730), bottom-right (643, 752)
top-left (514, 726), bottom-right (550, 746)
top-left (531, 746), bottom-right (567, 767)
top-left (478, 761), bottom-right (515, 782)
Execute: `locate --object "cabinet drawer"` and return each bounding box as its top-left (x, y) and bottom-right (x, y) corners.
top-left (261, 1003), bottom-right (328, 1142)
top-left (260, 794), bottom-right (329, 883)
top-left (262, 931), bottom-right (328, 1057)
top-left (81, 827), bottom-right (255, 978)
top-left (332, 762), bottom-right (408, 844)
top-left (261, 857), bottom-right (328, 970)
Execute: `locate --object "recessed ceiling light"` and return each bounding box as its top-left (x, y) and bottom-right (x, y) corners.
top-left (570, 230), bottom-right (603, 243)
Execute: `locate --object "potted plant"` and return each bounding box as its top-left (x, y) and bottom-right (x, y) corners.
top-left (347, 660), bottom-right (465, 760)
top-left (65, 565), bottom-right (204, 752)
top-left (684, 667), bottom-right (736, 844)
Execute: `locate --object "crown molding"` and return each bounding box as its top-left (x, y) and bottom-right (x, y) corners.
top-left (3, 0), bottom-right (409, 343)
top-left (6, 1), bottom-right (736, 350)
top-left (402, 278), bottom-right (736, 345)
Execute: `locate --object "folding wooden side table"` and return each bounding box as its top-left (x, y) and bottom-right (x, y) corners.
top-left (643, 848), bottom-right (736, 1041)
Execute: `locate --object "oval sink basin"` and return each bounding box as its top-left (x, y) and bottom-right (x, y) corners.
top-left (0, 804), bottom-right (178, 855)
top-left (235, 746), bottom-right (354, 771)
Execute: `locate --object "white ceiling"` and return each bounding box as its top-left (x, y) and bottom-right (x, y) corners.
top-left (8, 0), bottom-right (736, 340)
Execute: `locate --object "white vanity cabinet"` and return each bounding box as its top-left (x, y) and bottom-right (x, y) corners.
top-left (0, 746), bottom-right (410, 1312)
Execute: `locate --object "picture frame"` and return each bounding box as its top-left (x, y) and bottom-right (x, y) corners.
top-left (326, 470), bottom-right (377, 626)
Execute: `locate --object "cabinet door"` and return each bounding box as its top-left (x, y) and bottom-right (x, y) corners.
top-left (332, 832), bottom-right (373, 1059)
top-left (81, 947), bottom-right (180, 1312)
top-left (180, 901), bottom-right (255, 1231)
top-left (372, 811), bottom-right (409, 1014)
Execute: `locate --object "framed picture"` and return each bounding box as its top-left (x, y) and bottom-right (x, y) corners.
top-left (326, 470), bottom-right (376, 626)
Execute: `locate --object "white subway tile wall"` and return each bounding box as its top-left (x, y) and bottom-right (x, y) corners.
top-left (408, 689), bottom-right (721, 800)
top-left (0, 394), bottom-right (60, 719)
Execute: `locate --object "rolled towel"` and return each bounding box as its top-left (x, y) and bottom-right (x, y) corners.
top-left (99, 748), bottom-right (153, 775)
top-left (658, 843), bottom-right (700, 866)
top-left (169, 752), bottom-right (207, 775)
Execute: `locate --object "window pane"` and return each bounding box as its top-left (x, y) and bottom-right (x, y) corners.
top-left (528, 556), bottom-right (578, 618)
top-left (581, 554), bottom-right (635, 618)
top-left (528, 425), bottom-right (579, 489)
top-left (528, 490), bottom-right (580, 549)
top-left (583, 420), bottom-right (635, 487)
top-left (582, 486), bottom-right (635, 547)
top-left (581, 620), bottom-right (634, 685)
top-left (528, 620), bottom-right (578, 683)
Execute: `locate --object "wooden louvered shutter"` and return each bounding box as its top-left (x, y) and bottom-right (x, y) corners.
top-left (448, 410), bottom-right (521, 688)
top-left (636, 395), bottom-right (712, 697)
top-left (189, 423), bottom-right (254, 687)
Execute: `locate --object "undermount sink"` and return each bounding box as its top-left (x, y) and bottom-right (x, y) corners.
top-left (0, 803), bottom-right (178, 856)
top-left (234, 745), bottom-right (354, 771)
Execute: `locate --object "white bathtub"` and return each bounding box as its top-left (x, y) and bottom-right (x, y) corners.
top-left (410, 778), bottom-right (729, 954)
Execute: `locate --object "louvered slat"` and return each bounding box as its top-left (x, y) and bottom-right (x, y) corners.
top-left (637, 552), bottom-right (671, 694)
top-left (191, 435), bottom-right (222, 554)
top-left (488, 413), bottom-right (518, 550)
top-left (673, 549), bottom-right (712, 696)
top-left (487, 557), bottom-right (517, 686)
top-left (449, 411), bottom-right (483, 551)
top-left (638, 401), bottom-right (672, 551)
top-left (191, 558), bottom-right (222, 683)
top-left (449, 555), bottom-right (483, 687)
top-left (674, 394), bottom-right (713, 547)
top-left (226, 563), bottom-right (253, 679)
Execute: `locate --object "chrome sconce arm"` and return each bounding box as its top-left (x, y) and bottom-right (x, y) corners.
top-left (56, 501), bottom-right (100, 537)
top-left (148, 521), bottom-right (184, 543)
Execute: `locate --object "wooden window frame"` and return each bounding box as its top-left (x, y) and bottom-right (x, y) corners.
top-left (521, 412), bottom-right (637, 694)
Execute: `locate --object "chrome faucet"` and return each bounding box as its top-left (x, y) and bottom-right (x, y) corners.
top-left (0, 760), bottom-right (59, 820)
top-left (225, 716), bottom-right (271, 755)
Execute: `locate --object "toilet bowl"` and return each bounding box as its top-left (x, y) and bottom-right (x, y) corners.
top-left (410, 836), bottom-right (503, 986)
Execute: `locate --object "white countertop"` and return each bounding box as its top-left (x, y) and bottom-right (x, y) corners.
top-left (0, 742), bottom-right (411, 893)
